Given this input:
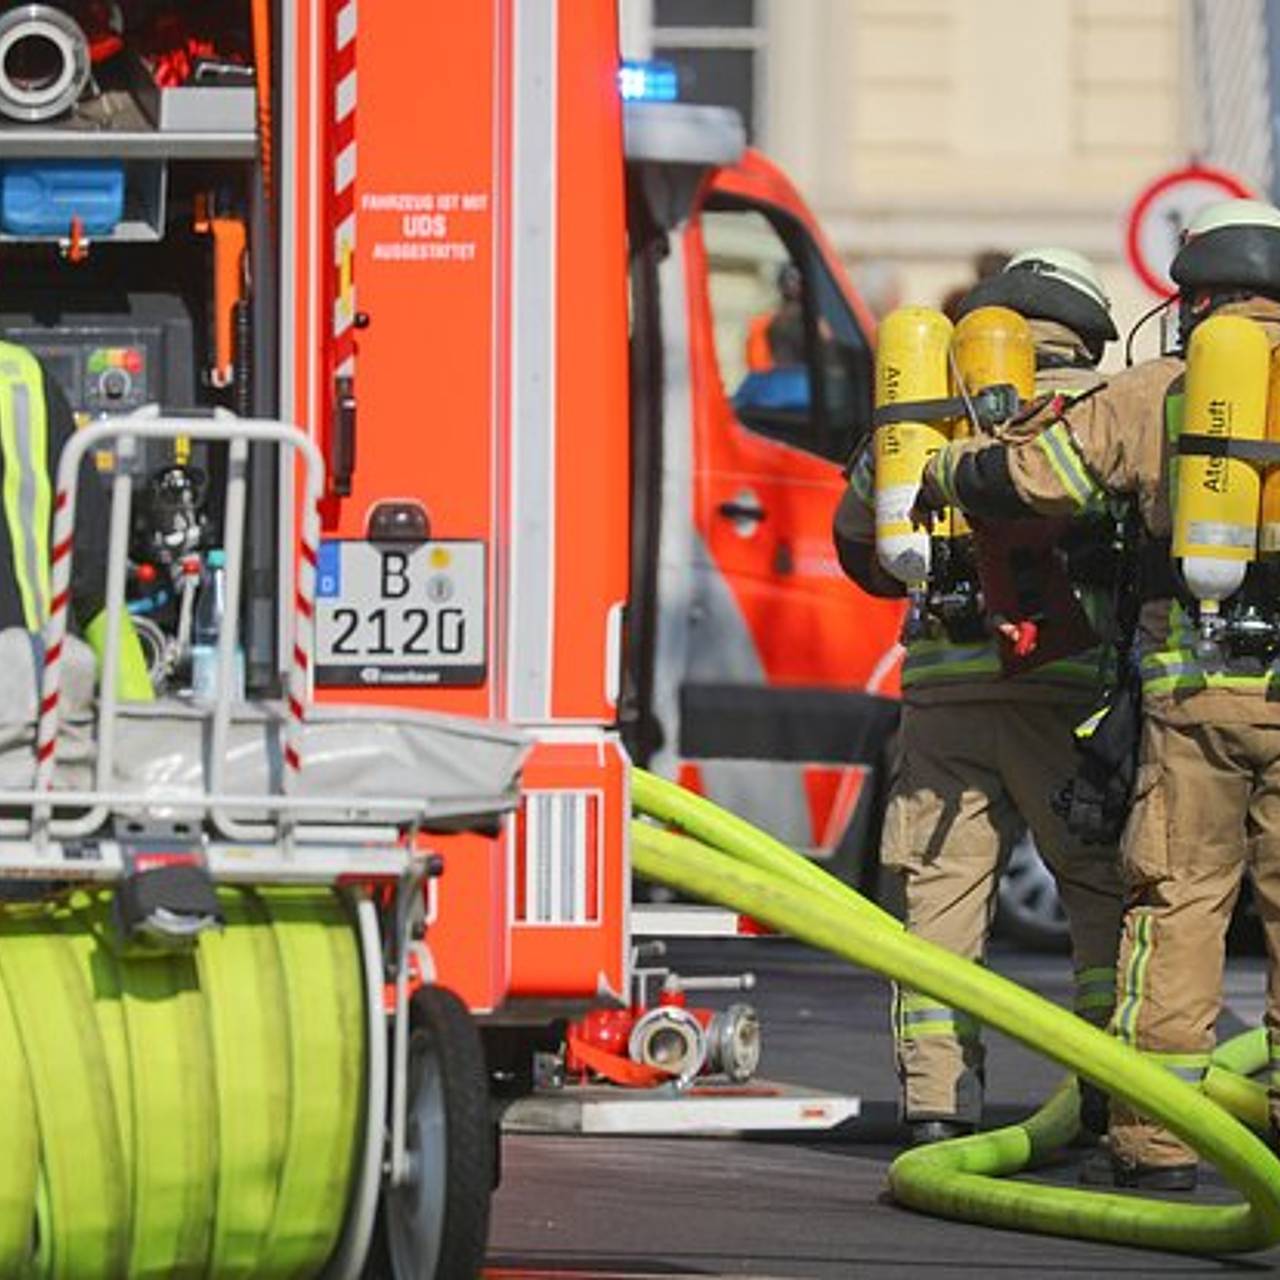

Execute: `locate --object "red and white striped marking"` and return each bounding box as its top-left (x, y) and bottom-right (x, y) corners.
top-left (286, 493), bottom-right (323, 785)
top-left (35, 487), bottom-right (73, 788)
top-left (331, 0), bottom-right (358, 383)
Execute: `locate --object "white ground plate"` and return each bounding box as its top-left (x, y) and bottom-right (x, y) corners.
top-left (631, 903), bottom-right (765, 936)
top-left (503, 1080), bottom-right (859, 1136)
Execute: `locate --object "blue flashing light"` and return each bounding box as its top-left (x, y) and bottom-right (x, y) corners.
top-left (619, 60), bottom-right (679, 103)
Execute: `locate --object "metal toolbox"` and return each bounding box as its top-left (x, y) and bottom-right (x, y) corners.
top-left (128, 55), bottom-right (256, 133)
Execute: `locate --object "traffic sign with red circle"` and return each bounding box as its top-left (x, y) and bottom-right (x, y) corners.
top-left (1125, 164), bottom-right (1254, 297)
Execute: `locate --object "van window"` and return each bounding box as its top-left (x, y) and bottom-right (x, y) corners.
top-left (700, 196), bottom-right (872, 463)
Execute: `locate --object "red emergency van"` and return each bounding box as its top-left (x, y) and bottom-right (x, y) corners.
top-left (623, 97), bottom-right (903, 887)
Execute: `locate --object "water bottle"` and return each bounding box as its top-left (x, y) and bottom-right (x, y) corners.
top-left (189, 550), bottom-right (244, 702)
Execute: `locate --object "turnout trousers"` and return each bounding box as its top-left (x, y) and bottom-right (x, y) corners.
top-left (882, 698), bottom-right (1125, 1124)
top-left (1111, 715), bottom-right (1280, 1168)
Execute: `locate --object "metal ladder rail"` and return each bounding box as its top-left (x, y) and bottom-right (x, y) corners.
top-left (31, 413), bottom-right (326, 846)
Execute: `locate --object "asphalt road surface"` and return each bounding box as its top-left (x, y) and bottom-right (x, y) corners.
top-left (487, 938), bottom-right (1279, 1279)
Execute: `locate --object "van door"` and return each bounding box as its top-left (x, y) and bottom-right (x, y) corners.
top-left (643, 154), bottom-right (902, 872)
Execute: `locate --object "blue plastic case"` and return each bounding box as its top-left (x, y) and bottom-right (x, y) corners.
top-left (0, 161), bottom-right (125, 236)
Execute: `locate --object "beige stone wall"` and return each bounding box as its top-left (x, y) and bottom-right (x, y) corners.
top-left (821, 0), bottom-right (1181, 201)
top-left (762, 0), bottom-right (1188, 364)
top-left (620, 0), bottom-right (1191, 365)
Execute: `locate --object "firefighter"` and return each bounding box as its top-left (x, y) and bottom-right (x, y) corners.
top-left (916, 198), bottom-right (1280, 1190)
top-left (835, 249), bottom-right (1124, 1146)
top-left (0, 340), bottom-right (152, 699)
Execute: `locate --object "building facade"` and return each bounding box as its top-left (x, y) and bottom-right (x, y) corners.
top-left (622, 0), bottom-right (1203, 361)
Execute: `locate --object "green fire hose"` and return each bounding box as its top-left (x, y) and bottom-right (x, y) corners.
top-left (630, 768), bottom-right (1280, 1255)
top-left (0, 887), bottom-right (365, 1278)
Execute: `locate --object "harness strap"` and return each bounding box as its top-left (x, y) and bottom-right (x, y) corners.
top-left (1176, 433), bottom-right (1280, 464)
top-left (871, 383), bottom-right (1021, 429)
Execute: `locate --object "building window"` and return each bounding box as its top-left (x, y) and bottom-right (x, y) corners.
top-left (652, 0), bottom-right (765, 141)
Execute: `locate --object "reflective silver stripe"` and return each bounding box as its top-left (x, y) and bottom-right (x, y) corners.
top-left (1184, 519), bottom-right (1256, 550)
top-left (507, 0), bottom-right (558, 722)
top-left (902, 640), bottom-right (1001, 671)
top-left (900, 1009), bottom-right (955, 1026)
top-left (898, 1007), bottom-right (979, 1036)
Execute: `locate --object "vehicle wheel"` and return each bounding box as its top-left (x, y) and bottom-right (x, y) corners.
top-left (996, 833), bottom-right (1069, 952)
top-left (373, 985), bottom-right (493, 1280)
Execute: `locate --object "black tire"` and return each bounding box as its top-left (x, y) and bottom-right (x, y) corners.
top-left (995, 834), bottom-right (1070, 953)
top-left (367, 985), bottom-right (494, 1280)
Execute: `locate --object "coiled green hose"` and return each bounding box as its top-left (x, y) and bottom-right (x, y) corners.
top-left (631, 768), bottom-right (1280, 1255)
top-left (0, 887), bottom-right (365, 1278)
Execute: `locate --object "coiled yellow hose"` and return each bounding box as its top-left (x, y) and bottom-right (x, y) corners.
top-left (631, 768), bottom-right (1280, 1255)
top-left (0, 887), bottom-right (365, 1278)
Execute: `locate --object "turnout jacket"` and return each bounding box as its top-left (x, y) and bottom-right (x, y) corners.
top-left (922, 299), bottom-right (1280, 726)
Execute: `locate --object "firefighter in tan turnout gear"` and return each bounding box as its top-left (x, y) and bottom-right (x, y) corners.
top-left (835, 250), bottom-right (1125, 1145)
top-left (918, 198), bottom-right (1280, 1190)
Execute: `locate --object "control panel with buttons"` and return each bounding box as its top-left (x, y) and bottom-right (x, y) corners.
top-left (86, 345), bottom-right (147, 411)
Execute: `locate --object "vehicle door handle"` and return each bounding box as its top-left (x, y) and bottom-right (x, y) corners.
top-left (331, 375), bottom-right (357, 498)
top-left (717, 496), bottom-right (766, 524)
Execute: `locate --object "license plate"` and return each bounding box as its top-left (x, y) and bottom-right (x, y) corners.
top-left (314, 540), bottom-right (486, 687)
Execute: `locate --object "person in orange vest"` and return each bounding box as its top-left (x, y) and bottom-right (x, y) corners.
top-left (745, 263), bottom-right (806, 372)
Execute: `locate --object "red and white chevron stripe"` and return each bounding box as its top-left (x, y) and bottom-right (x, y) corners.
top-left (331, 0), bottom-right (357, 382)
top-left (35, 487), bottom-right (72, 788)
top-left (286, 488), bottom-right (322, 784)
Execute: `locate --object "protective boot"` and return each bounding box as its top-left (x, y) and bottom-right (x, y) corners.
top-left (908, 1118), bottom-right (976, 1147)
top-left (1073, 1080), bottom-right (1109, 1148)
top-left (1078, 1149), bottom-right (1198, 1192)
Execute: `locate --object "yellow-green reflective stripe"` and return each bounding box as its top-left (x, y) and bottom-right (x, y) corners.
top-left (903, 656), bottom-right (1001, 677)
top-left (899, 991), bottom-right (950, 1013)
top-left (902, 640), bottom-right (1002, 685)
top-left (1075, 991), bottom-right (1115, 1012)
top-left (935, 445), bottom-right (960, 505)
top-left (1034, 422), bottom-right (1098, 511)
top-left (849, 454), bottom-right (873, 504)
top-left (905, 640), bottom-right (997, 666)
top-left (1075, 706), bottom-right (1107, 739)
top-left (897, 1006), bottom-right (979, 1039)
top-left (1116, 913), bottom-right (1154, 1044)
top-left (900, 1021), bottom-right (979, 1039)
top-left (0, 354), bottom-right (50, 629)
top-left (1141, 657), bottom-right (1273, 696)
top-left (1076, 966), bottom-right (1116, 986)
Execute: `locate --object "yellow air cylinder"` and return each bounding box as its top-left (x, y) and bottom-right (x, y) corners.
top-left (951, 305), bottom-right (1035, 410)
top-left (873, 306), bottom-right (953, 585)
top-left (1174, 312), bottom-right (1271, 612)
top-left (1260, 345), bottom-right (1280, 556)
top-left (948, 305), bottom-right (1035, 536)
